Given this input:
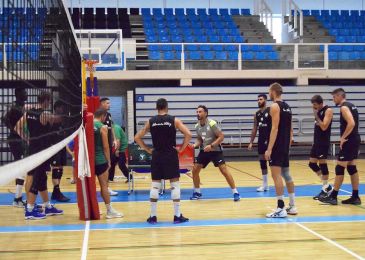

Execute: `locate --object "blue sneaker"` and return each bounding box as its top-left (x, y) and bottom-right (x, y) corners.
top-left (45, 205), bottom-right (64, 216)
top-left (233, 193), bottom-right (241, 202)
top-left (190, 192), bottom-right (202, 200)
top-left (25, 207), bottom-right (46, 220)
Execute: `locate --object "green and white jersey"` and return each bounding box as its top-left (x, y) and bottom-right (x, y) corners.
top-left (195, 119), bottom-right (222, 152)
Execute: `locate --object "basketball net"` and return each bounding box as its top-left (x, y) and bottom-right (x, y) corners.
top-left (84, 59), bottom-right (98, 96)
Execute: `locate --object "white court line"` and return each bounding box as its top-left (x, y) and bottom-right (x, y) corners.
top-left (81, 220), bottom-right (90, 260)
top-left (296, 222), bottom-right (365, 260)
top-left (340, 189), bottom-right (352, 195)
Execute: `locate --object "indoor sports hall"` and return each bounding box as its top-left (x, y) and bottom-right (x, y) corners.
top-left (0, 0), bottom-right (364, 259)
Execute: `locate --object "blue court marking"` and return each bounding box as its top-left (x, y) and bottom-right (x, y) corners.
top-left (0, 184), bottom-right (364, 205)
top-left (1, 215), bottom-right (365, 233)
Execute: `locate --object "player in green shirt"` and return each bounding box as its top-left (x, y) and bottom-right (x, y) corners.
top-left (93, 109), bottom-right (123, 219)
top-left (109, 124), bottom-right (130, 182)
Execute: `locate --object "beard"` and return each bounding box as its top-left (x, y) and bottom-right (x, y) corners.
top-left (258, 102), bottom-right (266, 108)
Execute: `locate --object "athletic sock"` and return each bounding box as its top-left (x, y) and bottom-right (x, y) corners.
top-left (106, 203), bottom-right (112, 211)
top-left (27, 203), bottom-right (34, 211)
top-left (232, 188), bottom-right (238, 194)
top-left (277, 196), bottom-right (284, 209)
top-left (262, 174), bottom-right (268, 187)
top-left (173, 201), bottom-right (181, 217)
top-left (150, 201), bottom-right (157, 217)
top-left (44, 201), bottom-right (52, 209)
top-left (322, 179), bottom-right (329, 189)
top-left (15, 184), bottom-right (23, 199)
top-left (331, 189), bottom-right (339, 199)
top-left (194, 188), bottom-right (201, 193)
top-left (289, 193), bottom-right (295, 206)
top-left (352, 190), bottom-right (359, 198)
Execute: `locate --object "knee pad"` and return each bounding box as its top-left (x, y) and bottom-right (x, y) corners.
top-left (319, 164), bottom-right (329, 176)
top-left (150, 182), bottom-right (161, 200)
top-left (347, 165), bottom-right (357, 176)
top-left (259, 160), bottom-right (267, 170)
top-left (335, 165), bottom-right (345, 176)
top-left (281, 167), bottom-right (293, 182)
top-left (52, 168), bottom-right (63, 179)
top-left (15, 178), bottom-right (25, 186)
top-left (309, 162), bottom-right (320, 173)
top-left (170, 181), bottom-right (181, 200)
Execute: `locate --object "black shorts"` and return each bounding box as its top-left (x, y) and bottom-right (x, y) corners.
top-left (258, 139), bottom-right (268, 155)
top-left (310, 145), bottom-right (329, 159)
top-left (269, 152), bottom-right (289, 168)
top-left (50, 148), bottom-right (67, 167)
top-left (95, 163), bottom-right (109, 176)
top-left (338, 137), bottom-right (360, 162)
top-left (196, 151), bottom-right (225, 168)
top-left (28, 160), bottom-right (49, 176)
top-left (151, 150), bottom-right (180, 180)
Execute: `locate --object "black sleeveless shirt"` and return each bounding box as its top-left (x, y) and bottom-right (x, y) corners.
top-left (272, 101), bottom-right (292, 154)
top-left (149, 114), bottom-right (176, 152)
top-left (314, 105), bottom-right (332, 146)
top-left (340, 101), bottom-right (359, 140)
top-left (256, 107), bottom-right (271, 145)
top-left (26, 108), bottom-right (51, 154)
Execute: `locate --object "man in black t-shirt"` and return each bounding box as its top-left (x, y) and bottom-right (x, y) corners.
top-left (320, 88), bottom-right (362, 206)
top-left (135, 98), bottom-right (192, 224)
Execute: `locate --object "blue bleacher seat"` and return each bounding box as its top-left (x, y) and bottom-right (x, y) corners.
top-left (230, 9), bottom-right (240, 15)
top-left (203, 51), bottom-right (215, 60)
top-left (321, 10), bottom-right (329, 16)
top-left (200, 45), bottom-right (211, 51)
top-left (331, 10), bottom-right (340, 16)
top-left (141, 8), bottom-right (151, 15)
top-left (209, 9), bottom-right (218, 15)
top-left (189, 51), bottom-right (201, 60)
top-left (341, 10), bottom-right (350, 16)
top-left (215, 51), bottom-right (227, 60)
top-left (148, 45), bottom-right (159, 51)
top-left (171, 35), bottom-right (183, 42)
top-left (186, 45), bottom-right (199, 51)
top-left (347, 36), bottom-right (357, 42)
top-left (219, 9), bottom-right (229, 16)
top-left (241, 45), bottom-right (251, 52)
top-left (361, 10), bottom-right (365, 16)
top-left (149, 51), bottom-right (160, 60)
top-left (187, 8), bottom-right (196, 16)
top-left (228, 51), bottom-right (238, 60)
top-left (197, 9), bottom-right (207, 15)
top-left (221, 36), bottom-right (233, 43)
top-left (152, 8), bottom-right (163, 16)
top-left (342, 45), bottom-right (354, 51)
top-left (350, 51), bottom-right (361, 60)
top-left (311, 10), bottom-right (320, 16)
top-left (175, 8), bottom-right (185, 16)
top-left (361, 52), bottom-right (365, 59)
top-left (209, 35), bottom-right (220, 42)
top-left (357, 36), bottom-right (365, 42)
top-left (225, 45), bottom-right (238, 51)
top-left (338, 52), bottom-right (350, 60)
top-left (164, 51), bottom-right (175, 60)
top-left (267, 52), bottom-right (279, 60)
top-left (336, 36), bottom-right (346, 43)
top-left (241, 9), bottom-right (251, 15)
top-left (329, 45), bottom-right (342, 51)
top-left (302, 10), bottom-right (310, 16)
top-left (161, 45), bottom-right (173, 51)
top-left (353, 45), bottom-right (365, 51)
top-left (164, 8), bottom-right (173, 15)
top-left (242, 52), bottom-right (254, 60)
top-left (329, 52), bottom-right (338, 60)
top-left (255, 52), bottom-right (266, 60)
top-left (350, 10), bottom-right (359, 16)
top-left (212, 45), bottom-right (224, 51)
top-left (260, 45), bottom-right (274, 51)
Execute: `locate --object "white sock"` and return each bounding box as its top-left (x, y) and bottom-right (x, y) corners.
top-left (322, 179), bottom-right (328, 187)
top-left (289, 193), bottom-right (295, 206)
top-left (263, 175), bottom-right (268, 187)
top-left (27, 203), bottom-right (34, 211)
top-left (15, 184), bottom-right (23, 199)
top-left (44, 201), bottom-right (52, 209)
top-left (194, 188), bottom-right (201, 193)
top-left (173, 201), bottom-right (181, 217)
top-left (232, 188), bottom-right (238, 194)
top-left (150, 201), bottom-right (157, 217)
top-left (106, 203), bottom-right (112, 211)
top-left (277, 195), bottom-right (284, 201)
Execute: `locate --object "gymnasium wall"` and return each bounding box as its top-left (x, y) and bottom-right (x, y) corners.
top-left (134, 86), bottom-right (365, 144)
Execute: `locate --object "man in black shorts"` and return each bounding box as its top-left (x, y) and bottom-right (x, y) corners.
top-left (320, 88), bottom-right (362, 205)
top-left (49, 100), bottom-right (70, 202)
top-left (265, 83), bottom-right (297, 218)
top-left (190, 105), bottom-right (240, 201)
top-left (135, 98), bottom-right (192, 224)
top-left (2, 87), bottom-right (28, 207)
top-left (308, 95), bottom-right (333, 200)
top-left (248, 94), bottom-right (271, 192)
top-left (15, 92), bottom-right (63, 220)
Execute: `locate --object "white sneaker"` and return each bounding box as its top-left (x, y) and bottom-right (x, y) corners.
top-left (106, 207), bottom-right (124, 219)
top-left (257, 186), bottom-right (269, 192)
top-left (108, 188), bottom-right (118, 196)
top-left (286, 205), bottom-right (298, 215)
top-left (266, 208), bottom-right (287, 218)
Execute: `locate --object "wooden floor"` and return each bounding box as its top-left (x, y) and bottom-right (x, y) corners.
top-left (0, 159), bottom-right (364, 259)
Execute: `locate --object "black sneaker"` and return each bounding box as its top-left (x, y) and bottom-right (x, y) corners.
top-left (147, 216), bottom-right (157, 224)
top-left (341, 197), bottom-right (362, 205)
top-left (173, 214), bottom-right (189, 224)
top-left (190, 192), bottom-right (202, 200)
top-left (319, 195), bottom-right (338, 205)
top-left (313, 190), bottom-right (327, 200)
top-left (51, 191), bottom-right (71, 202)
top-left (13, 197), bottom-right (26, 208)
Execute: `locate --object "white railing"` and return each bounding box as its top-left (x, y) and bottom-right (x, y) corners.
top-left (257, 0), bottom-right (273, 35)
top-left (287, 0), bottom-right (303, 40)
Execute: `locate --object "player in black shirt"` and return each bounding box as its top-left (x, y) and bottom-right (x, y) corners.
top-left (309, 95), bottom-right (333, 200)
top-left (135, 98), bottom-right (192, 224)
top-left (15, 92), bottom-right (64, 219)
top-left (248, 94), bottom-right (271, 192)
top-left (320, 88), bottom-right (362, 205)
top-left (2, 87), bottom-right (28, 207)
top-left (265, 83), bottom-right (297, 218)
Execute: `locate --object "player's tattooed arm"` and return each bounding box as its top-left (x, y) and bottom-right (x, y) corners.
top-left (314, 108), bottom-right (333, 131)
top-left (248, 115), bottom-right (257, 150)
top-left (134, 121), bottom-right (153, 154)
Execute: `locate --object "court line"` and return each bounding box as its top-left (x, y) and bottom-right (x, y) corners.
top-left (226, 164), bottom-right (262, 180)
top-left (80, 220), bottom-right (90, 260)
top-left (296, 222), bottom-right (365, 260)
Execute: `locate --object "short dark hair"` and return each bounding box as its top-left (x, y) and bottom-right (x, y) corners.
top-left (269, 82), bottom-right (283, 95)
top-left (258, 94), bottom-right (267, 100)
top-left (156, 98), bottom-right (168, 110)
top-left (53, 100), bottom-right (66, 110)
top-left (100, 97), bottom-right (110, 103)
top-left (197, 105), bottom-right (208, 115)
top-left (94, 108), bottom-right (107, 118)
top-left (15, 87), bottom-right (26, 98)
top-left (38, 91), bottom-right (51, 104)
top-left (311, 95), bottom-right (323, 104)
top-left (331, 88), bottom-right (346, 97)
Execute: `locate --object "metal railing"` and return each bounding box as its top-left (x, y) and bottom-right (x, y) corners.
top-left (257, 0), bottom-right (273, 35)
